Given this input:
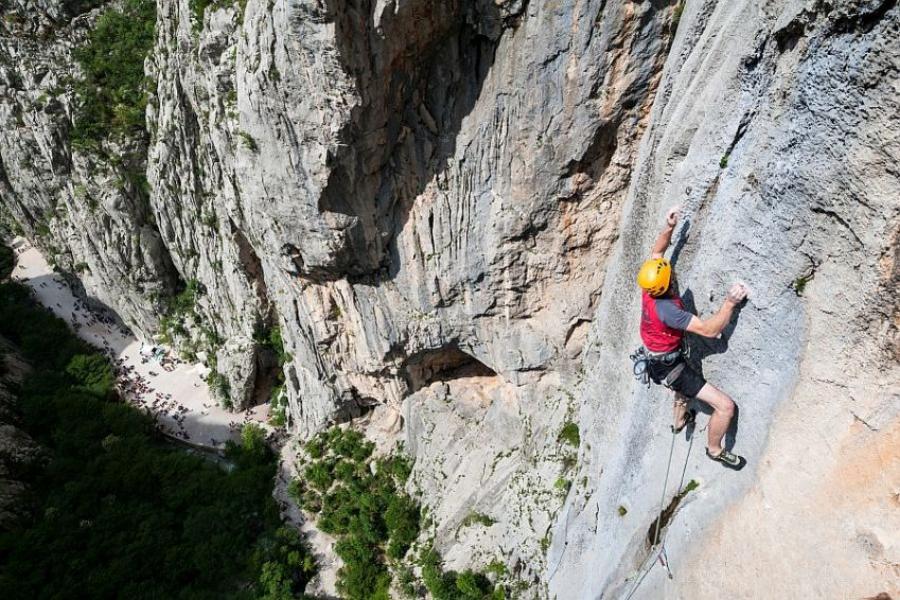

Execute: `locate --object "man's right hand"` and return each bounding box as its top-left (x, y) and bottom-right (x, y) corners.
top-left (725, 283), bottom-right (748, 305)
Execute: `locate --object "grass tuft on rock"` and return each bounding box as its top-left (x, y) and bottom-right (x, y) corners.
top-left (558, 421), bottom-right (580, 447)
top-left (461, 512), bottom-right (496, 529)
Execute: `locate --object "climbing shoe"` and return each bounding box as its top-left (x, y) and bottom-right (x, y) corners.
top-left (706, 448), bottom-right (745, 470)
top-left (671, 409), bottom-right (696, 434)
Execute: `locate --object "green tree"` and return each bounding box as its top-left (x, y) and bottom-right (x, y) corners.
top-left (65, 353), bottom-right (114, 397)
top-left (0, 280), bottom-right (317, 599)
top-left (0, 244), bottom-right (13, 279)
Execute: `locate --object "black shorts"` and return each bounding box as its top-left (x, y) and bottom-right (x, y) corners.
top-left (647, 357), bottom-right (706, 398)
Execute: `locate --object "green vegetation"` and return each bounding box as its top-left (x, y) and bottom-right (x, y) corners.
top-left (485, 559), bottom-right (508, 578)
top-left (65, 352), bottom-right (115, 398)
top-left (554, 477), bottom-right (571, 493)
top-left (792, 272), bottom-right (814, 296)
top-left (290, 427), bottom-right (419, 599)
top-left (0, 244), bottom-right (13, 279)
top-left (0, 206), bottom-right (24, 237)
top-left (269, 384), bottom-right (287, 427)
top-left (557, 421), bottom-right (580, 447)
top-left (291, 427), bottom-right (506, 598)
top-left (682, 479), bottom-right (700, 494)
top-left (71, 0), bottom-right (156, 152)
top-left (190, 0), bottom-right (248, 32)
top-left (190, 0), bottom-right (218, 29)
top-left (237, 130), bottom-right (259, 152)
top-left (461, 512), bottom-right (496, 529)
top-left (420, 547), bottom-right (505, 600)
top-left (206, 369), bottom-right (233, 407)
top-left (618, 505), bottom-right (628, 517)
top-left (157, 282), bottom-right (230, 402)
top-left (719, 152), bottom-right (730, 169)
top-left (0, 280), bottom-right (316, 598)
top-left (255, 325), bottom-right (291, 427)
top-left (256, 325), bottom-right (291, 367)
top-left (159, 279), bottom-right (202, 344)
top-left (35, 218), bottom-right (51, 238)
top-left (170, 278), bottom-right (202, 314)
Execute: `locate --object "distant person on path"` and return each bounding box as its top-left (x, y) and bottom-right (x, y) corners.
top-left (636, 206), bottom-right (748, 469)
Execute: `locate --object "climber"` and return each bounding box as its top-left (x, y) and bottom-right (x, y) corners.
top-left (637, 206), bottom-right (747, 469)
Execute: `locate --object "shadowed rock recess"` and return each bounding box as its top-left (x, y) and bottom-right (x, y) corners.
top-left (1, 0), bottom-right (898, 597)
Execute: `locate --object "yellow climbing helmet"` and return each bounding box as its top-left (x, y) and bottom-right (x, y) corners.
top-left (637, 258), bottom-right (672, 296)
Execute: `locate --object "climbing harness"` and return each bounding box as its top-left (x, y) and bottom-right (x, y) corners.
top-left (629, 343), bottom-right (689, 389)
top-left (622, 412), bottom-right (697, 600)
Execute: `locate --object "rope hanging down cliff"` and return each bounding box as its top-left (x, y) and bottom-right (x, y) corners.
top-left (623, 421), bottom-right (696, 600)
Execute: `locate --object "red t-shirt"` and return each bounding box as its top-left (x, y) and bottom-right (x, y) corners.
top-left (640, 290), bottom-right (692, 352)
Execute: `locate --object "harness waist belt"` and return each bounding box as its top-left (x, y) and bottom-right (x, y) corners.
top-left (647, 349), bottom-right (681, 363)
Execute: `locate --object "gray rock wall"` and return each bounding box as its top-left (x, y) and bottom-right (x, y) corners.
top-left (0, 1), bottom-right (177, 335)
top-left (547, 1), bottom-right (899, 598)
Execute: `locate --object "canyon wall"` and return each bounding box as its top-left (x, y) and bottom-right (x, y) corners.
top-left (548, 1), bottom-right (899, 598)
top-left (1, 0), bottom-right (897, 597)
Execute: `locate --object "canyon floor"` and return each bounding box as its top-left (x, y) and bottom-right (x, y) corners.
top-left (10, 237), bottom-right (267, 448)
top-left (11, 237), bottom-right (346, 596)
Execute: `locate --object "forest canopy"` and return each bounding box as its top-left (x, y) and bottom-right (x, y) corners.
top-left (0, 280), bottom-right (316, 599)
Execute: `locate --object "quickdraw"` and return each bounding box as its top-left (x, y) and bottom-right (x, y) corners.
top-left (630, 346), bottom-right (652, 387)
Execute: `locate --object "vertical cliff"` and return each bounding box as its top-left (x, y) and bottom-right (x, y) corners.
top-left (548, 1), bottom-right (899, 598)
top-left (0, 1), bottom-right (177, 334)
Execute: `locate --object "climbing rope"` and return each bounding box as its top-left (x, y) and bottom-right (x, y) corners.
top-left (622, 421), bottom-right (696, 600)
top-left (653, 429), bottom-right (677, 546)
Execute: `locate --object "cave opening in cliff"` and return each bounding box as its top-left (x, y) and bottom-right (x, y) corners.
top-left (404, 344), bottom-right (497, 394)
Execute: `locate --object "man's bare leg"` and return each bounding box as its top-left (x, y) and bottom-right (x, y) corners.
top-left (694, 383), bottom-right (735, 455)
top-left (673, 393), bottom-right (690, 430)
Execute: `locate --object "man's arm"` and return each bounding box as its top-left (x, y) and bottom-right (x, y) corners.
top-left (685, 284), bottom-right (748, 338)
top-left (651, 206), bottom-right (680, 258)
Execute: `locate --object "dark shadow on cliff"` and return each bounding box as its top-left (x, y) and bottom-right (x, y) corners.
top-left (669, 216), bottom-right (692, 266)
top-left (310, 0), bottom-right (517, 280)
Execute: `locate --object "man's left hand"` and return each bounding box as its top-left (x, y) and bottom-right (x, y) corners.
top-left (666, 206), bottom-right (681, 228)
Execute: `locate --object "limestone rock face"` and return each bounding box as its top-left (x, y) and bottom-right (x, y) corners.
top-left (547, 1), bottom-right (900, 598)
top-left (1, 0), bottom-right (898, 596)
top-left (0, 1), bottom-right (177, 335)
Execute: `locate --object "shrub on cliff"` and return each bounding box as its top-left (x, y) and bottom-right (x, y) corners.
top-left (420, 546), bottom-right (505, 600)
top-left (291, 426), bottom-right (415, 599)
top-left (71, 0), bottom-right (156, 152)
top-left (292, 427), bottom-right (504, 598)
